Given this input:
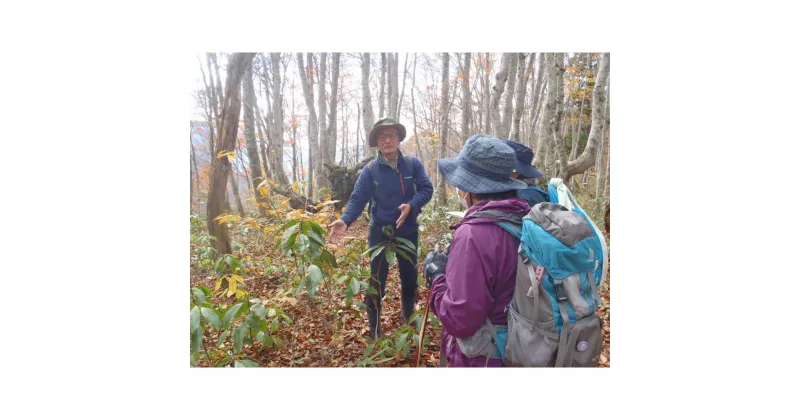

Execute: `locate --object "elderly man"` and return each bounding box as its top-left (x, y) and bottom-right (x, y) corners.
top-left (328, 117), bottom-right (434, 338)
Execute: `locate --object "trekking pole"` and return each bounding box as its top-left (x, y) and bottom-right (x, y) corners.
top-left (416, 245), bottom-right (439, 367)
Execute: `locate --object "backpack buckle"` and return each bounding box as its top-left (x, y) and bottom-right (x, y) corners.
top-left (554, 279), bottom-right (568, 302)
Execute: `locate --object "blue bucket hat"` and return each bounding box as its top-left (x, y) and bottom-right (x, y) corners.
top-left (438, 134), bottom-right (528, 194)
top-left (499, 139), bottom-right (544, 179)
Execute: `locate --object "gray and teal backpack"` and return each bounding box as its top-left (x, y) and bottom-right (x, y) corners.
top-left (456, 181), bottom-right (607, 367)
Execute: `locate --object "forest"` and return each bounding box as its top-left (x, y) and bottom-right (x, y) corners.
top-left (189, 52), bottom-right (611, 367)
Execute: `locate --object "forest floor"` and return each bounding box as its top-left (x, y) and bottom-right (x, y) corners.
top-left (190, 214), bottom-right (611, 368)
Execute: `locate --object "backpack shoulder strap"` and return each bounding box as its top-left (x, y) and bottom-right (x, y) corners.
top-left (495, 221), bottom-right (522, 240)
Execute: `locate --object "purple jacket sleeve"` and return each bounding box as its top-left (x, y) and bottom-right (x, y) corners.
top-left (430, 226), bottom-right (494, 338)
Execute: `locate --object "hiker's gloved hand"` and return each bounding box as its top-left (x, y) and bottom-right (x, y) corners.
top-left (423, 249), bottom-right (448, 288)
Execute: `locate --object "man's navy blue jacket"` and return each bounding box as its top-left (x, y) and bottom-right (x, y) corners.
top-left (340, 152), bottom-right (434, 237)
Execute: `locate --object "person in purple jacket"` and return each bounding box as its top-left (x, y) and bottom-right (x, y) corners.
top-left (424, 135), bottom-right (530, 367)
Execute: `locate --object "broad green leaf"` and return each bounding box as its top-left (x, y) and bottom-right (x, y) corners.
top-left (307, 264), bottom-right (323, 285)
top-left (191, 323), bottom-right (203, 354)
top-left (308, 230), bottom-right (325, 246)
top-left (370, 246), bottom-right (386, 262)
top-left (256, 331), bottom-right (265, 343)
top-left (366, 285), bottom-right (378, 296)
top-left (280, 224), bottom-right (300, 248)
top-left (348, 278), bottom-right (360, 298)
top-left (236, 359), bottom-right (259, 367)
top-left (381, 225), bottom-right (394, 236)
top-left (396, 242), bottom-right (417, 256)
top-left (200, 307), bottom-right (222, 329)
top-left (246, 313), bottom-right (260, 330)
top-left (362, 242), bottom-right (387, 257)
top-left (267, 308), bottom-right (277, 318)
top-left (320, 249), bottom-right (337, 268)
top-left (395, 237), bottom-right (416, 252)
top-left (217, 330), bottom-right (229, 348)
top-left (395, 248), bottom-right (414, 264)
top-left (252, 304), bottom-right (266, 319)
top-left (385, 250), bottom-right (396, 265)
top-left (264, 335), bottom-right (274, 347)
top-left (190, 306), bottom-right (201, 332)
top-left (233, 324), bottom-right (247, 353)
top-left (223, 303), bottom-right (244, 329)
top-left (193, 288), bottom-right (207, 305)
top-left (298, 234), bottom-right (310, 253)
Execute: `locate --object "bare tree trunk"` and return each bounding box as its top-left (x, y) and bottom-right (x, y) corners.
top-left (201, 54), bottom-right (219, 158)
top-left (561, 53), bottom-right (610, 181)
top-left (207, 53), bottom-right (255, 255)
top-left (436, 53), bottom-right (450, 206)
top-left (254, 101), bottom-right (271, 180)
top-left (410, 53), bottom-right (423, 164)
top-left (317, 53), bottom-right (329, 190)
top-left (356, 102), bottom-right (361, 162)
top-left (269, 53), bottom-right (289, 185)
top-left (242, 60), bottom-right (267, 215)
top-left (327, 53), bottom-right (340, 167)
top-left (596, 76), bottom-right (610, 199)
top-left (533, 77), bottom-right (551, 171)
top-left (379, 53), bottom-right (386, 118)
top-left (361, 53), bottom-right (376, 156)
top-left (489, 53), bottom-right (512, 137)
top-left (544, 53), bottom-right (569, 179)
top-left (387, 53), bottom-right (395, 119)
top-left (297, 53), bottom-right (318, 199)
top-left (529, 53), bottom-right (547, 147)
top-left (499, 53), bottom-right (520, 139)
top-left (397, 53), bottom-right (409, 121)
top-left (483, 53), bottom-right (491, 133)
top-left (510, 53), bottom-right (531, 142)
top-left (190, 135), bottom-right (200, 211)
top-left (461, 52), bottom-right (472, 145)
top-left (229, 171), bottom-right (246, 217)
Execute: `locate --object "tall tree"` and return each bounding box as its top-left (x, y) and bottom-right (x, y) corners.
top-left (397, 53), bottom-right (409, 121)
top-left (229, 172), bottom-right (246, 217)
top-left (387, 53), bottom-right (394, 119)
top-left (207, 53), bottom-right (255, 255)
top-left (510, 53), bottom-right (531, 142)
top-left (296, 53), bottom-right (319, 198)
top-left (270, 53), bottom-right (290, 184)
top-left (461, 52), bottom-right (472, 144)
top-left (499, 53), bottom-right (520, 139)
top-left (379, 53), bottom-right (386, 118)
top-left (254, 100), bottom-right (271, 180)
top-left (527, 52), bottom-right (546, 147)
top-left (489, 53), bottom-right (512, 137)
top-left (242, 60), bottom-right (267, 215)
top-left (596, 75), bottom-right (610, 199)
top-left (327, 53), bottom-right (341, 166)
top-left (548, 53), bottom-right (569, 179)
top-left (483, 53), bottom-right (492, 133)
top-left (532, 57), bottom-right (552, 171)
top-left (190, 134), bottom-right (200, 210)
top-left (436, 53), bottom-right (450, 206)
top-left (317, 53), bottom-right (329, 189)
top-left (361, 53), bottom-right (376, 155)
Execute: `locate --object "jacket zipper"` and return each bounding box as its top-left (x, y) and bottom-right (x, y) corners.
top-left (397, 170), bottom-right (405, 196)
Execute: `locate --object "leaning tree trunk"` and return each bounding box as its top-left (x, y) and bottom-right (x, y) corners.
top-left (499, 53), bottom-right (520, 139)
top-left (317, 53), bottom-right (330, 190)
top-left (207, 53), bottom-right (255, 256)
top-left (510, 53), bottom-right (531, 142)
top-left (528, 53), bottom-right (546, 147)
top-left (532, 73), bottom-right (551, 171)
top-left (297, 53), bottom-right (318, 199)
top-left (545, 53), bottom-right (570, 180)
top-left (327, 53), bottom-right (341, 167)
top-left (361, 53), bottom-right (376, 156)
top-left (436, 52), bottom-right (450, 207)
top-left (489, 53), bottom-right (512, 137)
top-left (379, 53), bottom-right (386, 118)
top-left (561, 52), bottom-right (610, 182)
top-left (461, 52), bottom-right (471, 145)
top-left (242, 61), bottom-right (267, 215)
top-left (397, 53), bottom-right (409, 121)
top-left (483, 53), bottom-right (492, 133)
top-left (269, 53), bottom-right (290, 185)
top-left (596, 76), bottom-right (610, 199)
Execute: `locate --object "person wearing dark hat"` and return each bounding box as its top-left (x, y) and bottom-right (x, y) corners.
top-left (422, 134), bottom-right (530, 367)
top-left (498, 139), bottom-right (550, 207)
top-left (328, 117), bottom-right (433, 339)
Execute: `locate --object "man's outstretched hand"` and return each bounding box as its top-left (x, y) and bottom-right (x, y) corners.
top-left (396, 203), bottom-right (412, 229)
top-left (328, 219), bottom-right (347, 245)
